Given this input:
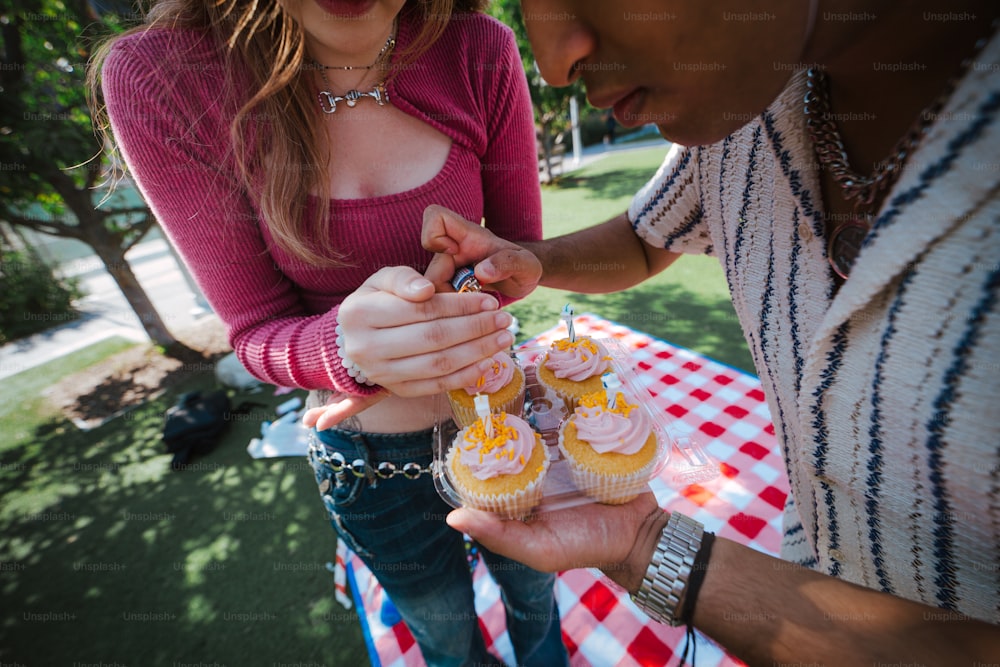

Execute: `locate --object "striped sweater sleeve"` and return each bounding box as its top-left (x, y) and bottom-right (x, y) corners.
top-left (627, 142), bottom-right (710, 255)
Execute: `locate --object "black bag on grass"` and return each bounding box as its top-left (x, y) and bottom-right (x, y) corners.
top-left (163, 390), bottom-right (231, 470)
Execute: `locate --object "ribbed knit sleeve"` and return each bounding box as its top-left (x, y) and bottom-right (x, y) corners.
top-left (477, 24), bottom-right (543, 245)
top-left (101, 11), bottom-right (542, 396)
top-left (101, 33), bottom-right (380, 396)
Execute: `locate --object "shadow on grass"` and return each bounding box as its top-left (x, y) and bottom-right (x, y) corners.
top-left (545, 167), bottom-right (658, 202)
top-left (0, 376), bottom-right (368, 665)
top-left (510, 281), bottom-right (754, 375)
top-left (62, 348), bottom-right (219, 427)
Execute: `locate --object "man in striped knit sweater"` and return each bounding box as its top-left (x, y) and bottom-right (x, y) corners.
top-left (397, 0), bottom-right (1000, 664)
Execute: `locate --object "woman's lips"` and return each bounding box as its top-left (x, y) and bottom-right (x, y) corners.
top-left (313, 0), bottom-right (377, 18)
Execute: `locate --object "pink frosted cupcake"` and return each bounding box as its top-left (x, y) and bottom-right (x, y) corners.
top-left (446, 412), bottom-right (549, 518)
top-left (536, 337), bottom-right (612, 413)
top-left (447, 352), bottom-right (525, 427)
top-left (557, 389), bottom-right (659, 505)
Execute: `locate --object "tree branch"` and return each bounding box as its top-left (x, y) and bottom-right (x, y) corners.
top-left (0, 210), bottom-right (85, 241)
top-left (121, 213), bottom-right (155, 252)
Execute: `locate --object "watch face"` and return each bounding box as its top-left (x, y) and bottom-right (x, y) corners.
top-left (828, 218), bottom-right (871, 279)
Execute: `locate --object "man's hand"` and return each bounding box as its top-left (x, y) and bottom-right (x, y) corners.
top-left (422, 204), bottom-right (542, 299)
top-left (446, 490), bottom-right (667, 592)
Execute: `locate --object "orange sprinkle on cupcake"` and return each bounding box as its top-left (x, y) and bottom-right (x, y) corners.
top-left (578, 390), bottom-right (636, 417)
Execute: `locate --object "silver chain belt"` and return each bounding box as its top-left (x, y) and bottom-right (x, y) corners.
top-left (308, 432), bottom-right (434, 482)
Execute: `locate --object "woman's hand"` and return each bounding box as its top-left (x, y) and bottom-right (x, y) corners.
top-left (446, 490), bottom-right (666, 593)
top-left (301, 265), bottom-right (515, 430)
top-left (301, 392), bottom-right (391, 432)
top-left (422, 204), bottom-right (543, 299)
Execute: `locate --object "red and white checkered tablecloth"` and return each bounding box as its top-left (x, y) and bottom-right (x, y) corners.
top-left (335, 314), bottom-right (789, 667)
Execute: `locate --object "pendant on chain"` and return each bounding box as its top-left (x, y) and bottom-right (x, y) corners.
top-left (318, 82), bottom-right (389, 114)
top-left (827, 215), bottom-right (871, 280)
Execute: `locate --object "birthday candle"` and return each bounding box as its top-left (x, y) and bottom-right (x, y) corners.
top-left (602, 372), bottom-right (622, 410)
top-left (561, 303), bottom-right (575, 342)
top-left (474, 394), bottom-right (492, 439)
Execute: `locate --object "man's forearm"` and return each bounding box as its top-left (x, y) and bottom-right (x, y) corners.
top-left (693, 537), bottom-right (1000, 666)
top-left (521, 213), bottom-right (680, 293)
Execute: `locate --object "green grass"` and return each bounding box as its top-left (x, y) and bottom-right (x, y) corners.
top-left (0, 354), bottom-right (367, 665)
top-left (0, 336), bottom-right (137, 443)
top-left (511, 147), bottom-right (754, 374)
top-left (0, 146), bottom-right (752, 667)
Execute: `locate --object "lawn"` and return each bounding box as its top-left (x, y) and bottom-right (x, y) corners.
top-left (0, 364), bottom-right (363, 665)
top-left (0, 145), bottom-right (751, 666)
top-left (512, 146), bottom-right (753, 374)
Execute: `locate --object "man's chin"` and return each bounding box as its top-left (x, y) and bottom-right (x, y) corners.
top-left (655, 114), bottom-right (755, 147)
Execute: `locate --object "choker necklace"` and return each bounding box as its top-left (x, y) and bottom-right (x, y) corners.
top-left (313, 21), bottom-right (397, 114)
top-left (314, 25), bottom-right (396, 71)
top-left (804, 22), bottom-right (994, 280)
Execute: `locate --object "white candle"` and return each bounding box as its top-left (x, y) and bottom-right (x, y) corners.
top-left (601, 372), bottom-right (622, 410)
top-left (561, 303), bottom-right (575, 343)
top-left (474, 394), bottom-right (492, 438)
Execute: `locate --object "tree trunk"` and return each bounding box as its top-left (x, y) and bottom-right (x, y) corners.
top-left (86, 228), bottom-right (177, 348)
top-left (541, 149), bottom-right (554, 184)
top-left (538, 117), bottom-right (565, 184)
top-left (540, 123), bottom-right (554, 184)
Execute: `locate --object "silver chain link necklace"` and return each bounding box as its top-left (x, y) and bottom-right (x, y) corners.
top-left (313, 23), bottom-right (396, 114)
top-left (803, 22), bottom-right (994, 280)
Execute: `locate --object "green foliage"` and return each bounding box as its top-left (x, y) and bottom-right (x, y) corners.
top-left (486, 0), bottom-right (588, 137)
top-left (0, 247), bottom-right (82, 343)
top-left (0, 0), bottom-right (152, 246)
top-left (1, 0), bottom-right (100, 208)
top-left (0, 149), bottom-right (746, 667)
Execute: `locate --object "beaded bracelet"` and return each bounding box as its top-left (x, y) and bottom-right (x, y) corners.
top-left (334, 324), bottom-right (376, 386)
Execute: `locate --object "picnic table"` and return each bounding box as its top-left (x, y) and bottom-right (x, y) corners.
top-left (333, 314), bottom-right (787, 666)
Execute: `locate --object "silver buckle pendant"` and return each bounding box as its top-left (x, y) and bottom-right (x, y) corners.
top-left (318, 83), bottom-right (389, 115)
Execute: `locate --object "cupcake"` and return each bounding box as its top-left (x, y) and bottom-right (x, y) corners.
top-left (447, 351), bottom-right (525, 427)
top-left (447, 411), bottom-right (549, 518)
top-left (558, 389), bottom-right (659, 505)
top-left (536, 337), bottom-right (612, 412)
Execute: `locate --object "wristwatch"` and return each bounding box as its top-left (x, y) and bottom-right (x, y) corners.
top-left (630, 511), bottom-right (705, 626)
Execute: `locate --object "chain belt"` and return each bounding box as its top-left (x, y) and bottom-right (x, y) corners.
top-left (308, 431), bottom-right (435, 483)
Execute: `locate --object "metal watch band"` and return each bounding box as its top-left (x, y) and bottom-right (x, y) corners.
top-left (630, 512), bottom-right (705, 626)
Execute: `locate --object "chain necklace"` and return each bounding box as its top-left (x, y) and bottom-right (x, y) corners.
top-left (313, 27), bottom-right (396, 71)
top-left (804, 23), bottom-right (994, 280)
top-left (313, 22), bottom-right (397, 114)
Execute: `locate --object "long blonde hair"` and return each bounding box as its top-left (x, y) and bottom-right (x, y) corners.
top-left (89, 0), bottom-right (486, 267)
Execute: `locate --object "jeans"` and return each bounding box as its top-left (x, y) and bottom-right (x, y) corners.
top-left (308, 424), bottom-right (569, 667)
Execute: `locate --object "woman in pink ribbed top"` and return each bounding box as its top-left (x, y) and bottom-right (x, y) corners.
top-left (94, 0), bottom-right (567, 664)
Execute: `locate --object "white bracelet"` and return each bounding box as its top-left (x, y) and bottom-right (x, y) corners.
top-left (335, 324), bottom-right (375, 386)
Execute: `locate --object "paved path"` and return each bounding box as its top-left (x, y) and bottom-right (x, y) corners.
top-left (0, 134), bottom-right (669, 381)
top-left (0, 238), bottom-right (213, 380)
top-left (551, 131), bottom-right (667, 176)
